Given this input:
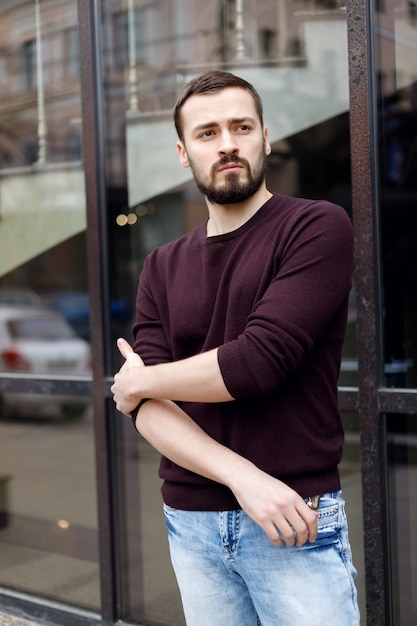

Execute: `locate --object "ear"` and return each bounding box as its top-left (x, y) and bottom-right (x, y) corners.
top-left (263, 126), bottom-right (272, 156)
top-left (177, 141), bottom-right (190, 168)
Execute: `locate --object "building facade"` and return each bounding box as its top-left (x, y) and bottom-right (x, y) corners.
top-left (0, 1), bottom-right (416, 624)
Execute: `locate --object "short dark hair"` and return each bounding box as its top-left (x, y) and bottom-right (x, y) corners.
top-left (173, 70), bottom-right (264, 142)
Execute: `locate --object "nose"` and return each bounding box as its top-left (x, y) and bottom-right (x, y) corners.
top-left (218, 130), bottom-right (239, 156)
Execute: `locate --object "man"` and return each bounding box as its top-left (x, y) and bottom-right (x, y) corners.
top-left (111, 70), bottom-right (360, 625)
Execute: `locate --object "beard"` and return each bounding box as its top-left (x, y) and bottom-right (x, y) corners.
top-left (189, 151), bottom-right (269, 205)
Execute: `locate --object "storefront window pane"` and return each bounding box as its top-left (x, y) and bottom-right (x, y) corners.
top-left (102, 2), bottom-right (359, 624)
top-left (387, 413), bottom-right (417, 624)
top-left (374, 4), bottom-right (417, 623)
top-left (376, 1), bottom-right (417, 388)
top-left (0, 0), bottom-right (98, 610)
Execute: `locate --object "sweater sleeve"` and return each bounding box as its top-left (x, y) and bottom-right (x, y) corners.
top-left (132, 255), bottom-right (173, 366)
top-left (217, 202), bottom-right (354, 399)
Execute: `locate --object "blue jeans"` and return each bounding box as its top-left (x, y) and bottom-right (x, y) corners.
top-left (163, 491), bottom-right (360, 626)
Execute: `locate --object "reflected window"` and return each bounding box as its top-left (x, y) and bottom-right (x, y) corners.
top-left (65, 26), bottom-right (80, 80)
top-left (409, 1), bottom-right (417, 26)
top-left (67, 125), bottom-right (82, 161)
top-left (22, 39), bottom-right (36, 89)
top-left (113, 9), bottom-right (145, 69)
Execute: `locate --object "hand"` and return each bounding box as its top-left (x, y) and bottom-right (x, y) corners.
top-left (111, 338), bottom-right (145, 416)
top-left (229, 463), bottom-right (318, 546)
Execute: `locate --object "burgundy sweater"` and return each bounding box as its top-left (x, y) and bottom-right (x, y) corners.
top-left (133, 194), bottom-right (354, 510)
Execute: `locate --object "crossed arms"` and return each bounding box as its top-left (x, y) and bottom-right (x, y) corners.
top-left (111, 338), bottom-right (318, 547)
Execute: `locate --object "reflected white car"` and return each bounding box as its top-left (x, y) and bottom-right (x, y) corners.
top-left (0, 305), bottom-right (91, 419)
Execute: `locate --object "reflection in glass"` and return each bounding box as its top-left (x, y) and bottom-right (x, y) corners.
top-left (0, 0), bottom-right (98, 611)
top-left (112, 414), bottom-right (185, 625)
top-left (0, 0), bottom-right (85, 277)
top-left (0, 304), bottom-right (91, 419)
top-left (387, 414), bottom-right (417, 624)
top-left (376, 2), bottom-right (417, 388)
top-left (0, 407), bottom-right (99, 608)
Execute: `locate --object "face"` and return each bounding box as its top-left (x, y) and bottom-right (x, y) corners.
top-left (177, 87), bottom-right (271, 205)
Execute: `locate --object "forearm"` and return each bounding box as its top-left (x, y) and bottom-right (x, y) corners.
top-left (135, 398), bottom-right (319, 547)
top-left (135, 398), bottom-right (248, 487)
top-left (127, 345), bottom-right (234, 404)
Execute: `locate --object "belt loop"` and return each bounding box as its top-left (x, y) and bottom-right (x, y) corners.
top-left (307, 495), bottom-right (321, 511)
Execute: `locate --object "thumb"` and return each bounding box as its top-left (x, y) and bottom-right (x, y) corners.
top-left (116, 337), bottom-right (134, 359)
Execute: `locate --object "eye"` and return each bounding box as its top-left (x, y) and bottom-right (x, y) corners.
top-left (197, 129), bottom-right (215, 139)
top-left (235, 124), bottom-right (252, 133)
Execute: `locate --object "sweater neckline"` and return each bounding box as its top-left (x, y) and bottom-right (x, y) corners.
top-left (202, 194), bottom-right (278, 244)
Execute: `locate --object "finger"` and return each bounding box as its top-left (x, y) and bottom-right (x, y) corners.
top-left (298, 505), bottom-right (319, 543)
top-left (274, 517), bottom-right (297, 547)
top-left (116, 337), bottom-right (134, 358)
top-left (263, 521), bottom-right (283, 547)
top-left (274, 505), bottom-right (315, 547)
top-left (291, 518), bottom-right (310, 547)
top-left (305, 511), bottom-right (319, 543)
top-left (284, 504), bottom-right (313, 546)
top-left (110, 373), bottom-right (124, 395)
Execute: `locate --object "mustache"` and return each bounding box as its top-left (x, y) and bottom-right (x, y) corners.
top-left (212, 154), bottom-right (250, 174)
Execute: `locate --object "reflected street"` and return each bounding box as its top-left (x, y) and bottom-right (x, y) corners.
top-left (0, 408), bottom-right (100, 609)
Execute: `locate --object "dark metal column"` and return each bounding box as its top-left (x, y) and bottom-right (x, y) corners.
top-left (78, 2), bottom-right (116, 624)
top-left (346, 1), bottom-right (392, 624)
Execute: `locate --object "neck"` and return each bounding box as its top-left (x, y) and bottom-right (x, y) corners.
top-left (206, 186), bottom-right (272, 237)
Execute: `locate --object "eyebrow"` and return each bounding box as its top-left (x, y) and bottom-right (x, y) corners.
top-left (191, 116), bottom-right (257, 134)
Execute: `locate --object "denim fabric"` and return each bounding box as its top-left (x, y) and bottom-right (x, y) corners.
top-left (163, 491), bottom-right (360, 626)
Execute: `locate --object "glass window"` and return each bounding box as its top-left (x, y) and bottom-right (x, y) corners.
top-left (0, 0), bottom-right (98, 611)
top-left (376, 0), bottom-right (417, 388)
top-left (103, 1), bottom-right (360, 624)
top-left (374, 6), bottom-right (417, 622)
top-left (387, 413), bottom-right (417, 623)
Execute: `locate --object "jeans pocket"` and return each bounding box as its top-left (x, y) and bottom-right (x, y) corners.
top-left (317, 502), bottom-right (339, 529)
top-left (312, 495), bottom-right (341, 547)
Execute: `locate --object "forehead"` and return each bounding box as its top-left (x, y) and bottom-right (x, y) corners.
top-left (180, 87), bottom-right (260, 133)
